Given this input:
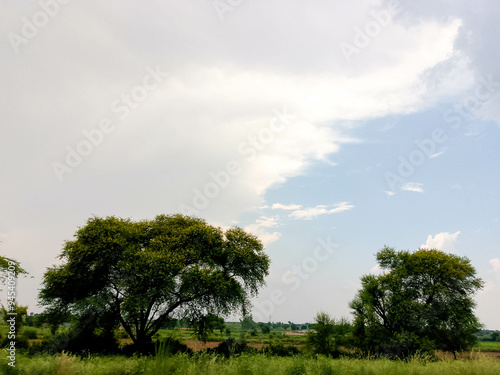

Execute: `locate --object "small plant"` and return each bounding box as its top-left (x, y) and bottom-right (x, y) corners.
top-left (22, 327), bottom-right (38, 339)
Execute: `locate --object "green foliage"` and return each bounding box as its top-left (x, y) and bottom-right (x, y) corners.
top-left (240, 315), bottom-right (257, 331)
top-left (5, 351), bottom-right (500, 375)
top-left (262, 343), bottom-right (300, 357)
top-left (1, 304), bottom-right (28, 334)
top-left (22, 326), bottom-right (38, 339)
top-left (0, 255), bottom-right (27, 283)
top-left (190, 313), bottom-right (225, 341)
top-left (39, 214), bottom-right (269, 354)
top-left (306, 312), bottom-right (351, 357)
top-left (206, 337), bottom-right (256, 357)
top-left (155, 337), bottom-right (193, 357)
top-left (350, 247), bottom-right (484, 358)
top-left (261, 325), bottom-right (271, 334)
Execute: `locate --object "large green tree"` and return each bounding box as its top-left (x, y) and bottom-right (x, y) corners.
top-left (39, 214), bottom-right (270, 352)
top-left (350, 247), bottom-right (483, 359)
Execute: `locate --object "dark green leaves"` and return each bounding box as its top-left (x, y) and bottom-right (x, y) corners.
top-left (351, 247), bottom-right (483, 358)
top-left (39, 214), bottom-right (270, 353)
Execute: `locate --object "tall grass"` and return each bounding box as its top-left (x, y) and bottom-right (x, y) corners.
top-left (2, 352), bottom-right (500, 375)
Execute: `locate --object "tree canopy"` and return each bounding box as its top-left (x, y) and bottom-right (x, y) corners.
top-left (350, 247), bottom-right (483, 358)
top-left (39, 214), bottom-right (270, 352)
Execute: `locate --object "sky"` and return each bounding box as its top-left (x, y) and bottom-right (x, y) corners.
top-left (1, 0), bottom-right (499, 329)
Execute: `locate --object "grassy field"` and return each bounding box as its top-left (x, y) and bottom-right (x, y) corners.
top-left (2, 352), bottom-right (500, 375)
top-left (1, 324), bottom-right (499, 374)
top-left (475, 341), bottom-right (500, 352)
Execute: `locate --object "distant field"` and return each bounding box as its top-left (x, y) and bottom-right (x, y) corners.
top-left (475, 341), bottom-right (500, 352)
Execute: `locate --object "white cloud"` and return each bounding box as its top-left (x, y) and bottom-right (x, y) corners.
top-left (490, 258), bottom-right (500, 275)
top-left (289, 202), bottom-right (354, 220)
top-left (402, 182), bottom-right (424, 193)
top-left (420, 231), bottom-right (461, 252)
top-left (429, 148), bottom-right (447, 158)
top-left (385, 191), bottom-right (395, 196)
top-left (244, 216), bottom-right (281, 246)
top-left (272, 203), bottom-right (303, 210)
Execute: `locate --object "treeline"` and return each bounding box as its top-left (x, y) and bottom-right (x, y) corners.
top-left (476, 330), bottom-right (500, 342)
top-left (0, 214), bottom-right (488, 360)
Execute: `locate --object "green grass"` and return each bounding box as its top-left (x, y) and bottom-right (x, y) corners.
top-left (474, 341), bottom-right (500, 352)
top-left (2, 352), bottom-right (500, 375)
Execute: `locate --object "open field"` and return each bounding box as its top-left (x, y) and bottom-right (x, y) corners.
top-left (2, 352), bottom-right (500, 375)
top-left (2, 324), bottom-right (499, 374)
top-left (475, 341), bottom-right (500, 352)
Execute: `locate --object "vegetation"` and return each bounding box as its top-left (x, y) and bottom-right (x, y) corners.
top-left (350, 247), bottom-right (484, 359)
top-left (1, 225), bottom-right (496, 373)
top-left (306, 312), bottom-right (351, 357)
top-left (2, 352), bottom-right (500, 375)
top-left (39, 214), bottom-right (270, 354)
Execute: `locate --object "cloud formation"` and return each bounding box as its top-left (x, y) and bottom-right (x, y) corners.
top-left (421, 231), bottom-right (461, 252)
top-left (244, 216), bottom-right (281, 246)
top-left (289, 202), bottom-right (355, 220)
top-left (402, 182), bottom-right (424, 193)
top-left (272, 203), bottom-right (303, 211)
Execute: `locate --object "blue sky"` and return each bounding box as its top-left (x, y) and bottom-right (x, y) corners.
top-left (1, 0), bottom-right (499, 329)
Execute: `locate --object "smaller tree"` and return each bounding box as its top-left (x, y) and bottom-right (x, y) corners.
top-left (240, 315), bottom-right (256, 331)
top-left (306, 312), bottom-right (351, 357)
top-left (191, 313), bottom-right (225, 341)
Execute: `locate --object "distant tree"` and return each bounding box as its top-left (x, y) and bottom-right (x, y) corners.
top-left (39, 214), bottom-right (270, 354)
top-left (261, 324), bottom-right (271, 334)
top-left (350, 247), bottom-right (483, 359)
top-left (306, 312), bottom-right (351, 357)
top-left (190, 313), bottom-right (225, 341)
top-left (492, 332), bottom-right (499, 342)
top-left (240, 315), bottom-right (257, 331)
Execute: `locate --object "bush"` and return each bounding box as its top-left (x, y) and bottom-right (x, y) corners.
top-left (155, 337), bottom-right (193, 357)
top-left (206, 338), bottom-right (255, 357)
top-left (22, 327), bottom-right (38, 340)
top-left (28, 327), bottom-right (119, 356)
top-left (262, 343), bottom-right (300, 357)
top-left (121, 337), bottom-right (193, 357)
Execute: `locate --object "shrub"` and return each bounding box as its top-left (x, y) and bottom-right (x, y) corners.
top-left (262, 343), bottom-right (301, 357)
top-left (22, 327), bottom-right (38, 340)
top-left (206, 338), bottom-right (255, 357)
top-left (155, 337), bottom-right (193, 357)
